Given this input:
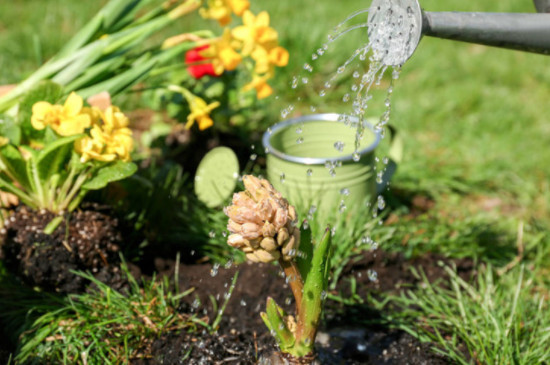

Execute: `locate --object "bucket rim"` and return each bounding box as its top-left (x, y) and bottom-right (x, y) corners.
top-left (262, 113), bottom-right (381, 165)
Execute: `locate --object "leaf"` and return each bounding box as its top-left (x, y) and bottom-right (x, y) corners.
top-left (296, 220), bottom-right (313, 282)
top-left (0, 144), bottom-right (31, 190)
top-left (36, 134), bottom-right (82, 181)
top-left (300, 226), bottom-right (332, 341)
top-left (264, 297), bottom-right (295, 351)
top-left (0, 115), bottom-right (21, 145)
top-left (82, 161), bottom-right (137, 190)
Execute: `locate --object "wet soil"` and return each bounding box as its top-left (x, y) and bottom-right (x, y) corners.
top-left (132, 250), bottom-right (475, 364)
top-left (0, 205), bottom-right (125, 293)
top-left (0, 204), bottom-right (475, 364)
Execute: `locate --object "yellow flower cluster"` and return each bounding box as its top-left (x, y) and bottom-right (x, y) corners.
top-left (199, 3), bottom-right (289, 100)
top-left (31, 93), bottom-right (133, 163)
top-left (199, 0), bottom-right (250, 26)
top-left (75, 106), bottom-right (133, 163)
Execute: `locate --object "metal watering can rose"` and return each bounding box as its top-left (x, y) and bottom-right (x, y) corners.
top-left (263, 113), bottom-right (402, 220)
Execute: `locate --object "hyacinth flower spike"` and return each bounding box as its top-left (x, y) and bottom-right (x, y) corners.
top-left (224, 175), bottom-right (332, 363)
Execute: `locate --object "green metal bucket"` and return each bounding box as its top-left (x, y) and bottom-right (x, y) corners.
top-left (263, 113), bottom-right (383, 220)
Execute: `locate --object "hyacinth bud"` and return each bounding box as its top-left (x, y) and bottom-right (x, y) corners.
top-left (225, 175), bottom-right (299, 263)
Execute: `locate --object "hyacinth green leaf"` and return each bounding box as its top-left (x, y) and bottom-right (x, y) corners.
top-left (82, 161), bottom-right (137, 190)
top-left (264, 297), bottom-right (295, 350)
top-left (0, 144), bottom-right (31, 190)
top-left (36, 134), bottom-right (82, 181)
top-left (296, 220), bottom-right (313, 282)
top-left (300, 226), bottom-right (332, 342)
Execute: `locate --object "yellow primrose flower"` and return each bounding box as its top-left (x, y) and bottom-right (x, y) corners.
top-left (201, 28), bottom-right (242, 74)
top-left (186, 95), bottom-right (220, 130)
top-left (243, 74), bottom-right (273, 99)
top-left (74, 106), bottom-right (133, 163)
top-left (100, 106), bottom-right (130, 132)
top-left (232, 11), bottom-right (279, 56)
top-left (75, 126), bottom-right (117, 163)
top-left (200, 0), bottom-right (250, 26)
top-left (31, 92), bottom-right (92, 136)
top-left (251, 45), bottom-right (289, 75)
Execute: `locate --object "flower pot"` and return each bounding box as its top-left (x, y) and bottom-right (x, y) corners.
top-left (263, 113), bottom-right (400, 220)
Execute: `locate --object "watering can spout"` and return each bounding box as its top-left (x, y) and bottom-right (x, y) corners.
top-left (368, 0), bottom-right (550, 66)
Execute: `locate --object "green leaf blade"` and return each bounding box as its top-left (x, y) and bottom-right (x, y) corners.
top-left (82, 161), bottom-right (137, 190)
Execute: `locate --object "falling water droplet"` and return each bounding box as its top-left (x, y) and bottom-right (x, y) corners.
top-left (343, 93), bottom-right (350, 102)
top-left (367, 269), bottom-right (378, 282)
top-left (307, 169), bottom-right (313, 176)
top-left (353, 71), bottom-right (360, 78)
top-left (296, 137), bottom-right (304, 144)
top-left (304, 63), bottom-right (313, 72)
top-left (210, 263), bottom-right (220, 277)
top-left (334, 141), bottom-right (345, 152)
top-left (302, 77), bottom-right (309, 84)
top-left (291, 77), bottom-right (298, 89)
top-left (339, 200), bottom-right (347, 212)
top-left (353, 152), bottom-right (361, 162)
top-left (296, 127), bottom-right (303, 134)
top-left (377, 195), bottom-right (386, 210)
top-left (240, 299), bottom-right (247, 306)
top-left (340, 188), bottom-right (350, 196)
top-left (280, 173), bottom-right (286, 183)
top-left (337, 66), bottom-right (345, 74)
top-left (209, 230), bottom-right (216, 238)
top-left (319, 90), bottom-right (326, 97)
top-left (250, 153), bottom-right (257, 161)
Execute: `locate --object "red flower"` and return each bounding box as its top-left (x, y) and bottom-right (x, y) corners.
top-left (185, 45), bottom-right (218, 79)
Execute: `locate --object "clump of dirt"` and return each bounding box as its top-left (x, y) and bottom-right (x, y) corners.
top-left (0, 205), bottom-right (125, 293)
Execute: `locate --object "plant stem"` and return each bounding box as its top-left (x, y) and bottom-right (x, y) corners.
top-left (278, 258), bottom-right (303, 313)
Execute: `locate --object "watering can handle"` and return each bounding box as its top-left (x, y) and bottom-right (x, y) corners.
top-left (534, 0), bottom-right (550, 12)
top-left (376, 124), bottom-right (403, 195)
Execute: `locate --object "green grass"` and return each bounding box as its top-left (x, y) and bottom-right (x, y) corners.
top-left (391, 264), bottom-right (550, 364)
top-left (10, 262), bottom-right (221, 364)
top-left (1, 0), bottom-right (550, 363)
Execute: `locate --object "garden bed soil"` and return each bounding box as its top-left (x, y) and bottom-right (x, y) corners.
top-left (133, 250), bottom-right (474, 364)
top-left (0, 203), bottom-right (475, 364)
top-left (0, 205), bottom-right (125, 293)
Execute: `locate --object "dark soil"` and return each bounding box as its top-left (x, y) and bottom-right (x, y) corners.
top-left (0, 205), bottom-right (125, 293)
top-left (132, 250), bottom-right (475, 364)
top-left (0, 203), bottom-right (476, 364)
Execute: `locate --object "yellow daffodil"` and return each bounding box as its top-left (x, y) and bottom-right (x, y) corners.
top-left (243, 74), bottom-right (273, 99)
top-left (200, 0), bottom-right (250, 26)
top-left (251, 45), bottom-right (289, 75)
top-left (31, 92), bottom-right (92, 136)
top-left (201, 28), bottom-right (242, 74)
top-left (232, 11), bottom-right (279, 56)
top-left (186, 95), bottom-right (220, 130)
